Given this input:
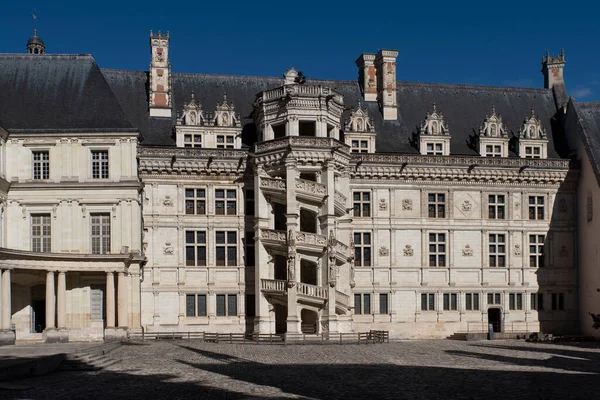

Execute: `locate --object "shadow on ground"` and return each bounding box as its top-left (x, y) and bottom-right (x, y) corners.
top-left (2, 342), bottom-right (599, 400)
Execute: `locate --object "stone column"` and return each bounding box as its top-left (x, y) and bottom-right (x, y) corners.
top-left (117, 272), bottom-right (128, 328)
top-left (285, 159), bottom-right (301, 335)
top-left (45, 271), bottom-right (55, 329)
top-left (0, 268), bottom-right (15, 345)
top-left (56, 272), bottom-right (66, 329)
top-left (1, 269), bottom-right (11, 330)
top-left (106, 272), bottom-right (115, 328)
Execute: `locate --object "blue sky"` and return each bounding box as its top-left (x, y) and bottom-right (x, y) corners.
top-left (1, 0), bottom-right (599, 101)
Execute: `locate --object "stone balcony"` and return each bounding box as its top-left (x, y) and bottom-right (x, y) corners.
top-left (295, 178), bottom-right (327, 203)
top-left (260, 279), bottom-right (351, 312)
top-left (259, 229), bottom-right (350, 262)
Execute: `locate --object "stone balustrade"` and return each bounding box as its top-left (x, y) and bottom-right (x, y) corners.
top-left (295, 231), bottom-right (327, 247)
top-left (259, 229), bottom-right (287, 244)
top-left (295, 178), bottom-right (327, 198)
top-left (260, 177), bottom-right (286, 191)
top-left (260, 279), bottom-right (287, 293)
top-left (255, 136), bottom-right (350, 154)
top-left (296, 282), bottom-right (328, 300)
top-left (334, 190), bottom-right (347, 206)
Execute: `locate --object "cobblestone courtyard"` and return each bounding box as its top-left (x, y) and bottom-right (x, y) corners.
top-left (4, 340), bottom-right (600, 399)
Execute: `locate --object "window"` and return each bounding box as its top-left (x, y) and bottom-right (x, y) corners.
top-left (217, 135), bottom-right (235, 149)
top-left (353, 192), bottom-right (371, 217)
top-left (216, 294), bottom-right (237, 316)
top-left (353, 232), bottom-right (371, 266)
top-left (529, 235), bottom-right (545, 268)
top-left (91, 150), bottom-right (109, 179)
top-left (443, 293), bottom-right (458, 311)
top-left (351, 140), bottom-right (369, 153)
top-left (509, 293), bottom-right (523, 310)
top-left (185, 188), bottom-right (206, 215)
top-left (32, 151), bottom-right (50, 180)
top-left (183, 134), bottom-right (202, 148)
top-left (528, 196), bottom-right (545, 220)
top-left (465, 293), bottom-right (480, 311)
top-left (531, 293), bottom-right (544, 311)
top-left (90, 285), bottom-right (104, 320)
top-left (216, 231), bottom-right (237, 266)
top-left (31, 214), bottom-right (51, 252)
top-left (428, 194), bottom-right (446, 218)
top-left (525, 146), bottom-right (541, 159)
top-left (215, 189), bottom-right (237, 215)
top-left (426, 143), bottom-right (443, 155)
top-left (186, 231), bottom-right (207, 266)
top-left (551, 293), bottom-right (565, 311)
top-left (489, 234), bottom-right (506, 267)
top-left (429, 233), bottom-right (446, 267)
top-left (91, 214), bottom-right (111, 254)
top-left (379, 294), bottom-right (388, 314)
top-left (421, 293), bottom-right (436, 311)
top-left (244, 231), bottom-right (255, 267)
top-left (488, 195), bottom-right (505, 219)
top-left (354, 294), bottom-right (371, 314)
top-left (245, 189), bottom-right (255, 216)
top-left (186, 294), bottom-right (207, 317)
top-left (487, 293), bottom-right (502, 305)
top-left (485, 144), bottom-right (503, 157)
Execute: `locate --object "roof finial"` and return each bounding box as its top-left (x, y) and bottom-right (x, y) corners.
top-left (190, 90), bottom-right (195, 101)
top-left (432, 102), bottom-right (437, 113)
top-left (223, 92), bottom-right (228, 103)
top-left (32, 11), bottom-right (37, 36)
top-left (491, 104), bottom-right (496, 115)
top-left (357, 98), bottom-right (362, 110)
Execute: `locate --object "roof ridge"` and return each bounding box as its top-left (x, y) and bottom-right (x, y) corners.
top-left (397, 81), bottom-right (551, 93)
top-left (0, 54), bottom-right (93, 59)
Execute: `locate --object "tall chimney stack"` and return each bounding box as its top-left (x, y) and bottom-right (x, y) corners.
top-left (356, 53), bottom-right (377, 102)
top-left (375, 49), bottom-right (399, 120)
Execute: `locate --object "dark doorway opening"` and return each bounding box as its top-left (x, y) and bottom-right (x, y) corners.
top-left (275, 304), bottom-right (287, 334)
top-left (273, 123), bottom-right (286, 139)
top-left (487, 308), bottom-right (502, 333)
top-left (299, 121), bottom-right (316, 137)
top-left (32, 300), bottom-right (46, 333)
top-left (274, 255), bottom-right (287, 280)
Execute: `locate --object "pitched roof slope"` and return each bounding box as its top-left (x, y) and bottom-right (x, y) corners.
top-left (103, 69), bottom-right (564, 157)
top-left (568, 100), bottom-right (600, 184)
top-left (0, 54), bottom-right (134, 132)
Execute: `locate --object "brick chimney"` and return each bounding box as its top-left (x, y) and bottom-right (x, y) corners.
top-left (375, 49), bottom-right (399, 120)
top-left (541, 49), bottom-right (565, 89)
top-left (356, 53), bottom-right (377, 102)
top-left (149, 31), bottom-right (172, 118)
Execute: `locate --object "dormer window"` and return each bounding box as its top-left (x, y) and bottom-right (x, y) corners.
top-left (478, 106), bottom-right (509, 158)
top-left (344, 102), bottom-right (376, 153)
top-left (516, 107), bottom-right (548, 159)
top-left (418, 104), bottom-right (451, 156)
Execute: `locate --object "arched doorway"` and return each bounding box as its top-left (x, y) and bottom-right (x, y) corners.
top-left (487, 308), bottom-right (502, 333)
top-left (301, 309), bottom-right (318, 334)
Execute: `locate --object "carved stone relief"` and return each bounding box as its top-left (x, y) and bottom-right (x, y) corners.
top-left (379, 246), bottom-right (390, 257)
top-left (163, 242), bottom-right (174, 255)
top-left (379, 198), bottom-right (388, 211)
top-left (514, 244), bottom-right (522, 256)
top-left (163, 196), bottom-right (173, 207)
top-left (403, 245), bottom-right (414, 257)
top-left (462, 200), bottom-right (472, 212)
top-left (402, 199), bottom-right (413, 211)
top-left (462, 245), bottom-right (473, 257)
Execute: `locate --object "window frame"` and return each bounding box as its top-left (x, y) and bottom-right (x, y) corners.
top-left (90, 213), bottom-right (111, 254)
top-left (31, 213), bottom-right (52, 253)
top-left (353, 232), bottom-right (372, 267)
top-left (185, 188), bottom-right (206, 215)
top-left (91, 149), bottom-right (109, 179)
top-left (185, 230), bottom-right (207, 266)
top-left (379, 293), bottom-right (389, 315)
top-left (529, 234), bottom-right (545, 268)
top-left (427, 193), bottom-right (446, 218)
top-left (186, 294), bottom-right (208, 317)
top-left (216, 135), bottom-right (235, 149)
top-left (531, 293), bottom-right (544, 311)
top-left (551, 293), bottom-right (565, 311)
top-left (354, 293), bottom-right (371, 315)
top-left (32, 150), bottom-right (50, 180)
top-left (216, 294), bottom-right (238, 316)
top-left (216, 231), bottom-right (237, 266)
top-left (443, 293), bottom-right (458, 311)
top-left (488, 194), bottom-right (505, 219)
top-left (215, 188), bottom-right (237, 216)
top-left (528, 196), bottom-right (545, 220)
top-left (183, 133), bottom-right (203, 148)
top-left (525, 146), bottom-right (542, 159)
top-left (421, 293), bottom-right (436, 311)
top-left (488, 233), bottom-right (506, 267)
top-left (487, 293), bottom-right (502, 305)
top-left (509, 293), bottom-right (523, 310)
top-left (485, 144), bottom-right (503, 157)
top-left (352, 191), bottom-right (371, 218)
top-left (426, 142), bottom-right (444, 155)
top-left (351, 140), bottom-right (369, 153)
top-left (465, 293), bottom-right (480, 311)
top-left (428, 232), bottom-right (446, 267)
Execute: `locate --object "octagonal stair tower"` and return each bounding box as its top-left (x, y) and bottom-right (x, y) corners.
top-left (253, 69), bottom-right (354, 336)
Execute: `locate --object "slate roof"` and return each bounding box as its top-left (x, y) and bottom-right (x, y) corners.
top-left (567, 100), bottom-right (600, 184)
top-left (103, 68), bottom-right (565, 158)
top-left (0, 54), bottom-right (135, 133)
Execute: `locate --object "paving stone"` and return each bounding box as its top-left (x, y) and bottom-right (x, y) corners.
top-left (4, 340), bottom-right (600, 399)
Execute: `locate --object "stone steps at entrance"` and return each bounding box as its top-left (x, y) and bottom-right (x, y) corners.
top-left (59, 341), bottom-right (121, 371)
